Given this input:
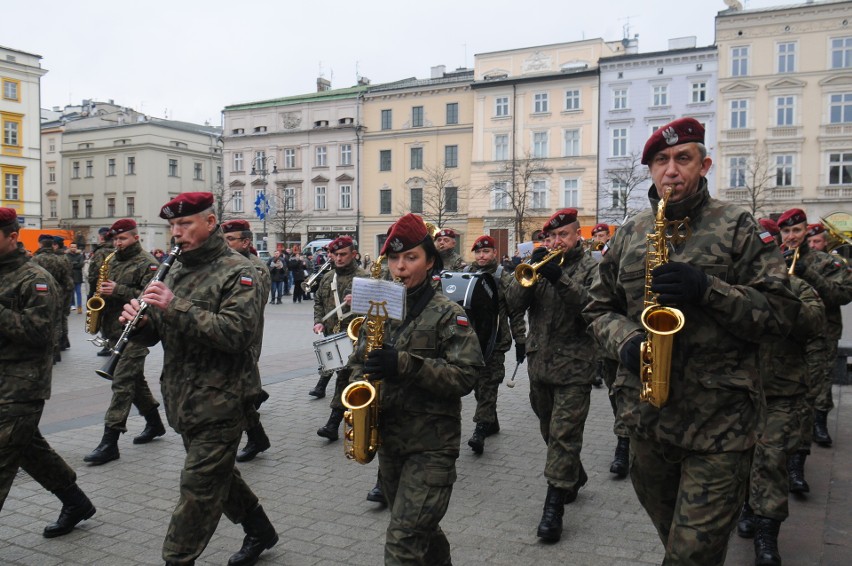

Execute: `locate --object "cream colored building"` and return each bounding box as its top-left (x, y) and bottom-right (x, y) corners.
top-left (1, 45), bottom-right (47, 227)
top-left (716, 0), bottom-right (852, 220)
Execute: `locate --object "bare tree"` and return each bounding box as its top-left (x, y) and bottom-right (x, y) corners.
top-left (58, 219), bottom-right (90, 248)
top-left (479, 152), bottom-right (552, 243)
top-left (212, 180), bottom-right (240, 221)
top-left (267, 187), bottom-right (307, 246)
top-left (599, 152), bottom-right (651, 225)
top-left (736, 146), bottom-right (775, 217)
top-left (396, 164), bottom-right (466, 228)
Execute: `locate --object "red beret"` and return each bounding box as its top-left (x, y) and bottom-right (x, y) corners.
top-left (758, 218), bottom-right (780, 236)
top-left (807, 223), bottom-right (826, 237)
top-left (641, 117), bottom-right (705, 165)
top-left (471, 235), bottom-right (496, 251)
top-left (544, 208), bottom-right (578, 232)
top-left (109, 218), bottom-right (137, 236)
top-left (328, 236), bottom-right (354, 252)
top-left (0, 207), bottom-right (17, 229)
top-left (591, 223), bottom-right (610, 235)
top-left (382, 213), bottom-right (429, 255)
top-left (435, 228), bottom-right (457, 239)
top-left (778, 208), bottom-right (807, 229)
top-left (159, 192), bottom-right (215, 219)
top-left (221, 219), bottom-right (251, 234)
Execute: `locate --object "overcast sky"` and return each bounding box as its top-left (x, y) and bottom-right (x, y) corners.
top-left (7, 0), bottom-right (787, 126)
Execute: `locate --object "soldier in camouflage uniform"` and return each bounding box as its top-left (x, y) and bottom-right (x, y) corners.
top-left (52, 236), bottom-right (73, 351)
top-left (32, 234), bottom-right (73, 364)
top-left (83, 219), bottom-right (166, 466)
top-left (464, 235), bottom-right (526, 455)
top-left (121, 193), bottom-right (277, 566)
top-left (584, 118), bottom-right (800, 565)
top-left (506, 208), bottom-right (598, 543)
top-left (0, 208), bottom-right (97, 538)
top-left (221, 219), bottom-right (273, 464)
top-left (87, 227), bottom-right (114, 356)
top-left (348, 213), bottom-right (483, 565)
top-left (435, 228), bottom-right (466, 271)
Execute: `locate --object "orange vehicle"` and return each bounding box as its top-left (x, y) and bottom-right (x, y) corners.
top-left (17, 228), bottom-right (76, 253)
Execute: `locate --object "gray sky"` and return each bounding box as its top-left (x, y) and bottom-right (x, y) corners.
top-left (7, 0), bottom-right (785, 126)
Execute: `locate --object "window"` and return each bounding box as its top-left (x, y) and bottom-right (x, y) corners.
top-left (410, 188), bottom-right (423, 213)
top-left (194, 163), bottom-right (203, 180)
top-left (380, 150), bottom-right (392, 171)
top-left (233, 190), bottom-right (243, 213)
top-left (492, 182), bottom-right (509, 210)
top-left (732, 46), bottom-right (750, 76)
top-left (611, 128), bottom-right (627, 157)
top-left (284, 148), bottom-right (296, 169)
top-left (444, 145), bottom-right (458, 168)
top-left (340, 144), bottom-right (352, 166)
top-left (776, 96), bottom-right (794, 126)
top-left (85, 160), bottom-right (93, 177)
top-left (564, 129), bottom-right (580, 157)
top-left (495, 96), bottom-right (509, 117)
top-left (2, 79), bottom-right (19, 101)
top-left (48, 139), bottom-right (55, 153)
top-left (652, 85), bottom-right (668, 107)
top-left (72, 200), bottom-right (79, 218)
top-left (830, 93), bottom-right (852, 124)
top-left (85, 199), bottom-right (93, 218)
top-left (72, 161), bottom-right (80, 178)
top-left (831, 37), bottom-right (852, 69)
top-left (284, 187), bottom-right (296, 210)
top-left (611, 179), bottom-right (627, 208)
top-left (127, 156), bottom-right (135, 175)
top-left (2, 117), bottom-right (19, 147)
top-left (4, 172), bottom-right (19, 200)
top-left (563, 179), bottom-right (579, 207)
top-left (445, 186), bottom-right (458, 212)
top-left (410, 147), bottom-right (423, 170)
top-left (564, 89), bottom-right (580, 111)
top-left (778, 42), bottom-right (796, 73)
top-left (532, 132), bottom-right (548, 158)
top-left (729, 156), bottom-right (747, 187)
top-left (691, 82), bottom-right (707, 103)
top-left (731, 99), bottom-right (748, 129)
top-left (446, 103), bottom-right (458, 125)
top-left (168, 159), bottom-right (178, 176)
top-left (531, 180), bottom-right (547, 209)
top-left (381, 109), bottom-right (392, 130)
top-left (217, 166), bottom-right (222, 183)
top-left (412, 106), bottom-right (424, 127)
top-left (340, 185), bottom-right (352, 209)
top-left (126, 196), bottom-right (135, 216)
top-left (108, 158), bottom-right (116, 176)
top-left (253, 152), bottom-right (265, 173)
top-left (494, 134), bottom-right (509, 161)
top-left (107, 198), bottom-right (115, 217)
top-left (233, 152), bottom-right (244, 171)
top-left (315, 186), bottom-right (327, 210)
top-left (829, 152), bottom-right (852, 184)
top-left (533, 93), bottom-right (549, 113)
top-left (315, 146), bottom-right (327, 167)
top-left (49, 199), bottom-right (57, 219)
top-left (380, 189), bottom-right (392, 214)
top-left (775, 155), bottom-right (793, 187)
top-left (613, 88), bottom-right (628, 110)
top-left (47, 165), bottom-right (56, 183)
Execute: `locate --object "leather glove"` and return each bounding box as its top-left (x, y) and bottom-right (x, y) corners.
top-left (530, 246), bottom-right (549, 264)
top-left (515, 343), bottom-right (526, 364)
top-left (619, 334), bottom-right (644, 376)
top-left (365, 345), bottom-right (399, 380)
top-left (783, 248), bottom-right (806, 276)
top-left (650, 262), bottom-right (709, 305)
top-left (537, 259), bottom-right (562, 284)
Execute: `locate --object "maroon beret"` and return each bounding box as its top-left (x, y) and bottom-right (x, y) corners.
top-left (544, 208), bottom-right (578, 232)
top-left (591, 223), bottom-right (610, 235)
top-left (221, 219), bottom-right (251, 234)
top-left (533, 229), bottom-right (547, 241)
top-left (159, 192), bottom-right (215, 219)
top-left (109, 218), bottom-right (137, 236)
top-left (328, 236), bottom-right (354, 253)
top-left (641, 117), bottom-right (705, 165)
top-left (435, 228), bottom-right (457, 239)
top-left (0, 207), bottom-right (17, 229)
top-left (381, 213), bottom-right (429, 255)
top-left (758, 218), bottom-right (780, 236)
top-left (778, 208), bottom-right (807, 229)
top-left (807, 223), bottom-right (826, 237)
top-left (471, 235), bottom-right (496, 251)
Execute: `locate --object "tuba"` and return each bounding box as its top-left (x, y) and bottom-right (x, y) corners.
top-left (638, 187), bottom-right (686, 409)
top-left (86, 251), bottom-right (116, 336)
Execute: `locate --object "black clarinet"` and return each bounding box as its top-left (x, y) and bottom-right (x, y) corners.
top-left (96, 245), bottom-right (181, 380)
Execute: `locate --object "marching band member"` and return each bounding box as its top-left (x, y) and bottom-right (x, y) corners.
top-left (88, 227), bottom-right (114, 356)
top-left (32, 233), bottom-right (72, 363)
top-left (590, 222), bottom-right (611, 250)
top-left (434, 228), bottom-right (465, 271)
top-left (806, 223), bottom-right (829, 253)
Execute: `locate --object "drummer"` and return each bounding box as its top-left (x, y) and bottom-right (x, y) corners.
top-left (313, 236), bottom-right (369, 443)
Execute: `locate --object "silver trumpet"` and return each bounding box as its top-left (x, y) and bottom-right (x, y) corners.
top-left (302, 256), bottom-right (333, 294)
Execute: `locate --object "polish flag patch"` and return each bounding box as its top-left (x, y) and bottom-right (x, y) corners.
top-left (240, 275), bottom-right (254, 287)
top-left (759, 231), bottom-right (775, 244)
top-left (456, 315), bottom-right (469, 327)
top-left (149, 264), bottom-right (159, 271)
top-left (35, 282), bottom-right (49, 293)
top-left (601, 243), bottom-right (609, 256)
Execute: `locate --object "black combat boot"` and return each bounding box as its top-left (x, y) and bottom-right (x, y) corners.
top-left (228, 504), bottom-right (278, 566)
top-left (309, 373), bottom-right (332, 399)
top-left (60, 334), bottom-right (71, 351)
top-left (813, 410), bottom-right (832, 447)
top-left (609, 436), bottom-right (629, 478)
top-left (482, 417), bottom-right (500, 437)
top-left (97, 344), bottom-right (111, 356)
top-left (316, 408), bottom-right (344, 441)
top-left (467, 422), bottom-right (488, 455)
top-left (753, 516), bottom-right (782, 566)
top-left (43, 483), bottom-right (96, 538)
top-left (565, 462), bottom-right (588, 504)
top-left (133, 409), bottom-right (166, 444)
top-left (236, 423), bottom-right (272, 462)
top-left (737, 501), bottom-right (755, 538)
top-left (536, 485), bottom-right (566, 542)
top-left (254, 389), bottom-right (270, 409)
top-left (366, 481), bottom-right (387, 505)
top-left (83, 426), bottom-right (120, 465)
top-left (787, 450), bottom-right (809, 494)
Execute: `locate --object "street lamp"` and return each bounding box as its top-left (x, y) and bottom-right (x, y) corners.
top-left (249, 156), bottom-right (278, 252)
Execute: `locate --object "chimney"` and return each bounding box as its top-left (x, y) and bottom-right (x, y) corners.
top-left (431, 65), bottom-right (446, 79)
top-left (621, 34), bottom-right (639, 55)
top-left (317, 77), bottom-right (331, 92)
top-left (357, 76), bottom-right (371, 86)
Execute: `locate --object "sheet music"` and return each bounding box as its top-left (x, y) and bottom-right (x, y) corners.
top-left (351, 277), bottom-right (406, 321)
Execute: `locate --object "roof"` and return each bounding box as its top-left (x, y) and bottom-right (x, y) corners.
top-left (718, 0), bottom-right (850, 17)
top-left (224, 85), bottom-right (370, 111)
top-left (366, 71), bottom-right (474, 94)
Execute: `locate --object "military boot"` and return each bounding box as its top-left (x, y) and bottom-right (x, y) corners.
top-left (43, 483), bottom-right (96, 538)
top-left (228, 504), bottom-right (278, 566)
top-left (787, 450), bottom-right (809, 494)
top-left (565, 462), bottom-right (588, 504)
top-left (609, 436), bottom-right (629, 478)
top-left (366, 481), bottom-right (387, 505)
top-left (467, 422), bottom-right (488, 455)
top-left (133, 409), bottom-right (166, 444)
top-left (309, 373), bottom-right (332, 399)
top-left (83, 426), bottom-right (120, 465)
top-left (753, 516), bottom-right (782, 566)
top-left (737, 501), bottom-right (755, 538)
top-left (536, 485), bottom-right (566, 542)
top-left (254, 389), bottom-right (270, 409)
top-left (813, 410), bottom-right (832, 447)
top-left (317, 408), bottom-right (344, 441)
top-left (236, 423), bottom-right (272, 462)
top-left (482, 417), bottom-right (500, 437)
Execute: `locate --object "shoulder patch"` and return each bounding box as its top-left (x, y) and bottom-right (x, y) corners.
top-left (149, 264), bottom-right (159, 271)
top-left (240, 275), bottom-right (254, 287)
top-left (35, 282), bottom-right (49, 293)
top-left (456, 315), bottom-right (469, 327)
top-left (601, 243), bottom-right (609, 256)
top-left (759, 231), bottom-right (776, 244)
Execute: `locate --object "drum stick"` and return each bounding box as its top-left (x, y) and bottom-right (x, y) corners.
top-left (506, 362), bottom-right (523, 388)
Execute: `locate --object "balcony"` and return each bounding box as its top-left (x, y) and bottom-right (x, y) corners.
top-left (821, 124), bottom-right (852, 137)
top-left (768, 126), bottom-right (801, 138)
top-left (723, 128), bottom-right (754, 141)
top-left (819, 185), bottom-right (852, 199)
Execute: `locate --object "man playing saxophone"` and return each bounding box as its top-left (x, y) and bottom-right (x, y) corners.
top-left (584, 117), bottom-right (800, 565)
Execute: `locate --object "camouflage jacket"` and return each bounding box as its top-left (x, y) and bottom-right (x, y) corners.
top-left (506, 242), bottom-right (597, 385)
top-left (134, 229), bottom-right (261, 435)
top-left (32, 245), bottom-right (73, 293)
top-left (470, 260), bottom-right (526, 353)
top-left (0, 247), bottom-right (58, 410)
top-left (102, 241), bottom-right (159, 341)
top-left (348, 280), bottom-right (484, 453)
top-left (240, 249), bottom-right (270, 369)
top-left (796, 245), bottom-right (852, 340)
top-left (87, 241), bottom-right (114, 294)
top-left (440, 249), bottom-right (465, 271)
top-left (313, 261), bottom-right (368, 335)
top-left (584, 182), bottom-right (800, 452)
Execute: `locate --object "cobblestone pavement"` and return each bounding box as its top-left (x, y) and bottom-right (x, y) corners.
top-left (2, 300), bottom-right (849, 565)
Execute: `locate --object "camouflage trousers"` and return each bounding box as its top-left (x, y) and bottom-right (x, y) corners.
top-left (329, 368), bottom-right (352, 412)
top-left (472, 352), bottom-right (506, 425)
top-left (529, 381), bottom-right (591, 491)
top-left (630, 437), bottom-right (752, 566)
top-left (105, 347), bottom-right (159, 432)
top-left (815, 340), bottom-right (837, 412)
top-left (600, 359), bottom-right (628, 437)
top-left (749, 395), bottom-right (805, 521)
top-left (162, 424), bottom-right (260, 565)
top-left (0, 403), bottom-right (76, 511)
top-left (379, 448), bottom-right (457, 566)
top-left (61, 291), bottom-right (71, 341)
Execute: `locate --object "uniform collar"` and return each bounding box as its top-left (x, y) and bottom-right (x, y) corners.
top-left (178, 227), bottom-right (228, 266)
top-left (115, 240), bottom-right (142, 261)
top-left (647, 177), bottom-right (710, 221)
top-left (0, 245), bottom-right (28, 273)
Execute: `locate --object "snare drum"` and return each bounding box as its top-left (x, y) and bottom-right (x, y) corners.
top-left (313, 332), bottom-right (354, 372)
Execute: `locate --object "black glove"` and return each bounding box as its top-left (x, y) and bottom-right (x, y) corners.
top-left (364, 345), bottom-right (399, 380)
top-left (530, 246), bottom-right (549, 264)
top-left (619, 334), bottom-right (644, 376)
top-left (515, 343), bottom-right (526, 364)
top-left (537, 259), bottom-right (562, 284)
top-left (650, 262), bottom-right (709, 305)
top-left (783, 248), bottom-right (806, 276)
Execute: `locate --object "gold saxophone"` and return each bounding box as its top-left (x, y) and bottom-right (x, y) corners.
top-left (85, 250), bottom-right (116, 336)
top-left (341, 256), bottom-right (388, 464)
top-left (639, 187), bottom-right (686, 408)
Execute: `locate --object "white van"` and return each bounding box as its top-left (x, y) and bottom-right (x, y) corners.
top-left (303, 239), bottom-right (332, 257)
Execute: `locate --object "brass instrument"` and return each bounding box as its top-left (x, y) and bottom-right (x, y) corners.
top-left (787, 246), bottom-right (801, 276)
top-left (301, 256), bottom-right (333, 294)
top-left (514, 248), bottom-right (564, 287)
top-left (820, 215), bottom-right (852, 251)
top-left (639, 187), bottom-right (686, 409)
top-left (85, 251), bottom-right (116, 337)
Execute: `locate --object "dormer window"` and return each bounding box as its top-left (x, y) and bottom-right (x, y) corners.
top-left (253, 126), bottom-right (267, 133)
top-left (232, 128), bottom-right (245, 135)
